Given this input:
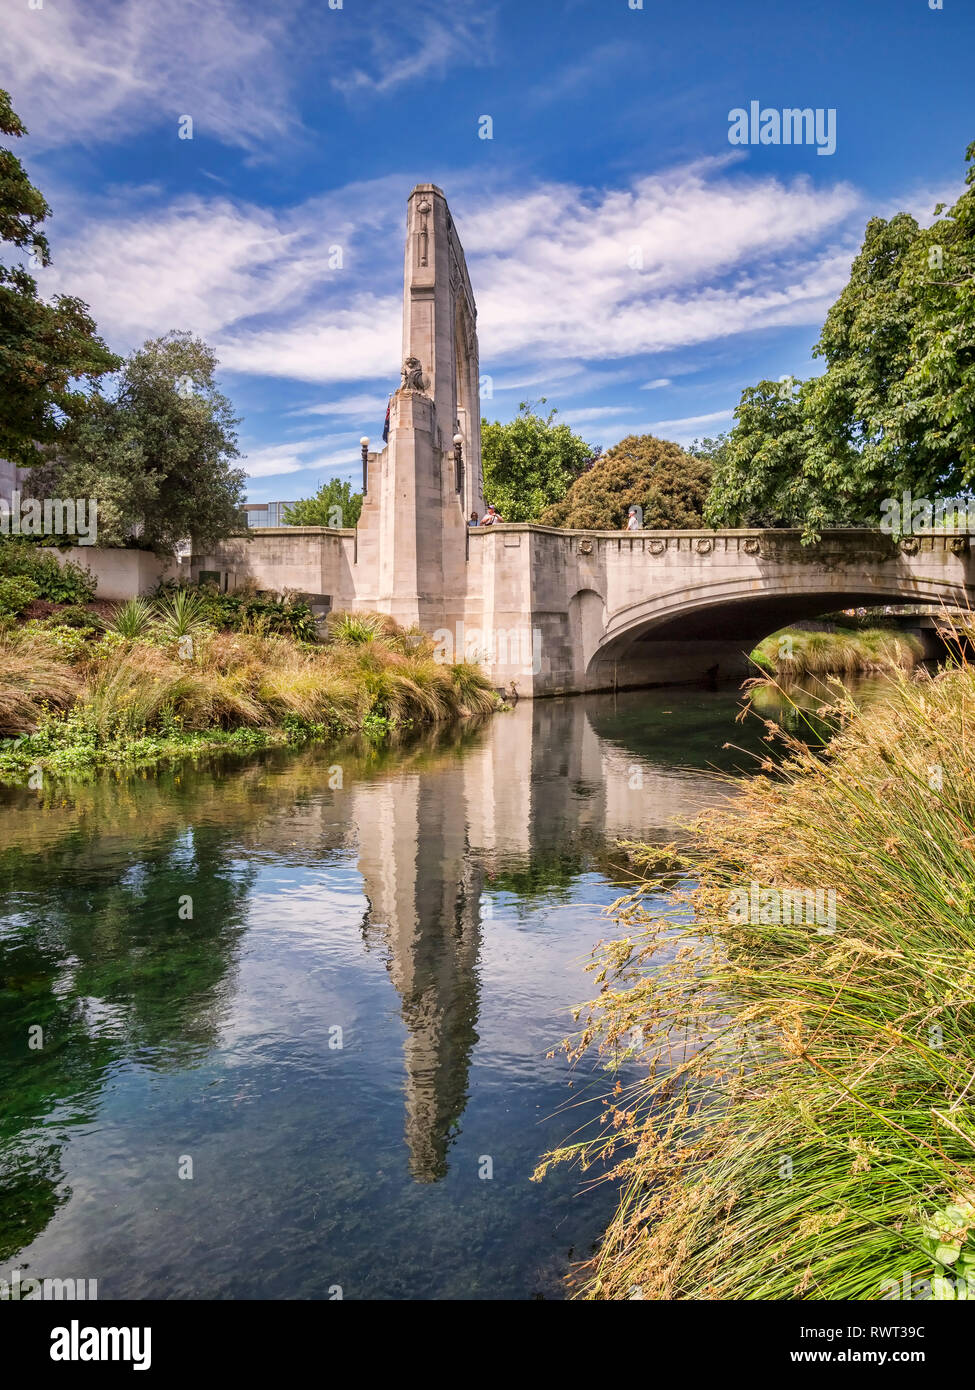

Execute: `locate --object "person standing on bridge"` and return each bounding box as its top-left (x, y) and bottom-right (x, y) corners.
top-left (468, 510), bottom-right (480, 527)
top-left (625, 507), bottom-right (641, 531)
top-left (481, 504), bottom-right (503, 525)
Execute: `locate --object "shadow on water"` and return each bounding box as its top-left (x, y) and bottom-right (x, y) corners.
top-left (0, 684), bottom-right (809, 1298)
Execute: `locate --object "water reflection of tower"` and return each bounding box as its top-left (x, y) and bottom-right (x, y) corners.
top-left (355, 767), bottom-right (483, 1183)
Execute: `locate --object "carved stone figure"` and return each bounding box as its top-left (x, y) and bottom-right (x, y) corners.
top-left (401, 356), bottom-right (426, 392)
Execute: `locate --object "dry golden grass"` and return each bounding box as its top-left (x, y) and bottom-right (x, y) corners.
top-left (539, 640), bottom-right (975, 1301)
top-left (0, 628), bottom-right (81, 733)
top-left (0, 612), bottom-right (495, 739)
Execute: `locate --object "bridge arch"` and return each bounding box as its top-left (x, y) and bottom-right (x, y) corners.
top-left (588, 570), bottom-right (969, 690)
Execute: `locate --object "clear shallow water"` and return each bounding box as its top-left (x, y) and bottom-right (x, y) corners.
top-left (0, 688), bottom-right (776, 1300)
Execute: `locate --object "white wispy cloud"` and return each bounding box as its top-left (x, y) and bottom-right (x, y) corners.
top-left (286, 392), bottom-right (392, 419)
top-left (38, 159), bottom-right (864, 400)
top-left (332, 3), bottom-right (496, 96)
top-left (2, 0), bottom-right (497, 151)
top-left (3, 0), bottom-right (297, 150)
top-left (241, 436), bottom-right (357, 479)
top-left (560, 405), bottom-right (640, 424)
top-left (645, 409), bottom-right (734, 431)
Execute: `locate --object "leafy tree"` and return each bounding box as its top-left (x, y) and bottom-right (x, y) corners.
top-left (707, 140), bottom-right (975, 536)
top-left (32, 332), bottom-right (246, 555)
top-left (283, 477), bottom-right (362, 528)
top-left (703, 379), bottom-right (823, 529)
top-left (688, 434), bottom-right (733, 481)
top-left (481, 400), bottom-right (596, 521)
top-left (541, 434), bottom-right (712, 529)
top-left (0, 89), bottom-right (118, 467)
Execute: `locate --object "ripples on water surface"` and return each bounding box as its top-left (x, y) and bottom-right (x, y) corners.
top-left (0, 687), bottom-right (790, 1299)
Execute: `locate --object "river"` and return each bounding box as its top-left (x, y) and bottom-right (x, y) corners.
top-left (0, 685), bottom-right (822, 1299)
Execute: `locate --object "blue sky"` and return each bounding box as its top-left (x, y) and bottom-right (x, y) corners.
top-left (4, 0), bottom-right (973, 502)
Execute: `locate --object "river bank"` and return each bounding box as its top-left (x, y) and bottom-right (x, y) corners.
top-left (540, 657), bottom-right (975, 1299)
top-left (0, 594), bottom-right (496, 780)
top-left (750, 625), bottom-right (922, 680)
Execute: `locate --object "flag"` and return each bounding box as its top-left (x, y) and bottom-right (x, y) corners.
top-left (382, 396), bottom-right (391, 444)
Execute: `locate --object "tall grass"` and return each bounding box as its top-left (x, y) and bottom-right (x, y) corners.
top-left (751, 625), bottom-right (922, 680)
top-left (0, 629), bottom-right (80, 733)
top-left (538, 650), bottom-right (975, 1300)
top-left (0, 611), bottom-right (496, 746)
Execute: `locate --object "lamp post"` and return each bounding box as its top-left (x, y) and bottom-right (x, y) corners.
top-left (453, 433), bottom-right (463, 496)
top-left (360, 437), bottom-right (369, 496)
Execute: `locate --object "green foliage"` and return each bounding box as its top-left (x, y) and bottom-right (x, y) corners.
top-left (327, 611), bottom-right (387, 645)
top-left (0, 90), bottom-right (119, 468)
top-left (0, 538), bottom-right (96, 603)
top-left (182, 583), bottom-right (318, 642)
top-left (481, 401), bottom-right (597, 522)
top-left (0, 575), bottom-right (40, 615)
top-left (0, 609), bottom-right (495, 771)
top-left (687, 433), bottom-right (731, 468)
top-left (104, 597), bottom-right (156, 639)
top-left (542, 434), bottom-right (712, 529)
top-left (704, 378), bottom-right (821, 529)
top-left (152, 588), bottom-right (211, 642)
top-left (54, 604), bottom-right (98, 629)
top-left (31, 331), bottom-right (247, 555)
top-left (707, 141), bottom-right (975, 536)
top-left (22, 620), bottom-right (93, 661)
top-left (921, 1194), bottom-right (975, 1298)
top-left (283, 478), bottom-right (362, 528)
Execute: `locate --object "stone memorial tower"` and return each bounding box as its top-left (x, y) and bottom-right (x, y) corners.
top-left (356, 185), bottom-right (484, 632)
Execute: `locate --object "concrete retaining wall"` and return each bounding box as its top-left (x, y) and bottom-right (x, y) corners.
top-left (40, 547), bottom-right (182, 600)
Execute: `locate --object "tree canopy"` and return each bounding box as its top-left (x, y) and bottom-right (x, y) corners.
top-left (542, 434), bottom-right (712, 529)
top-left (283, 477), bottom-right (362, 528)
top-left (0, 89), bottom-right (118, 468)
top-left (706, 140), bottom-right (975, 536)
top-left (480, 400), bottom-right (597, 521)
top-left (32, 332), bottom-right (246, 555)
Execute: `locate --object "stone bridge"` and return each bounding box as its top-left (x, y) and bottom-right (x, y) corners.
top-left (461, 523), bottom-right (973, 694)
top-left (192, 184), bottom-right (975, 696)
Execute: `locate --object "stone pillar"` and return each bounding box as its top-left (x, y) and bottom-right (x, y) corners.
top-left (354, 185), bottom-right (483, 632)
top-left (376, 389), bottom-right (446, 631)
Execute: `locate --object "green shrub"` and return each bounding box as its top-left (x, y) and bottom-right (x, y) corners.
top-left (0, 539), bottom-right (96, 604)
top-left (327, 611), bottom-right (388, 645)
top-left (153, 588), bottom-right (211, 641)
top-left (154, 581), bottom-right (317, 641)
top-left (0, 575), bottom-right (41, 614)
top-left (56, 604), bottom-right (99, 629)
top-left (22, 622), bottom-right (92, 662)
